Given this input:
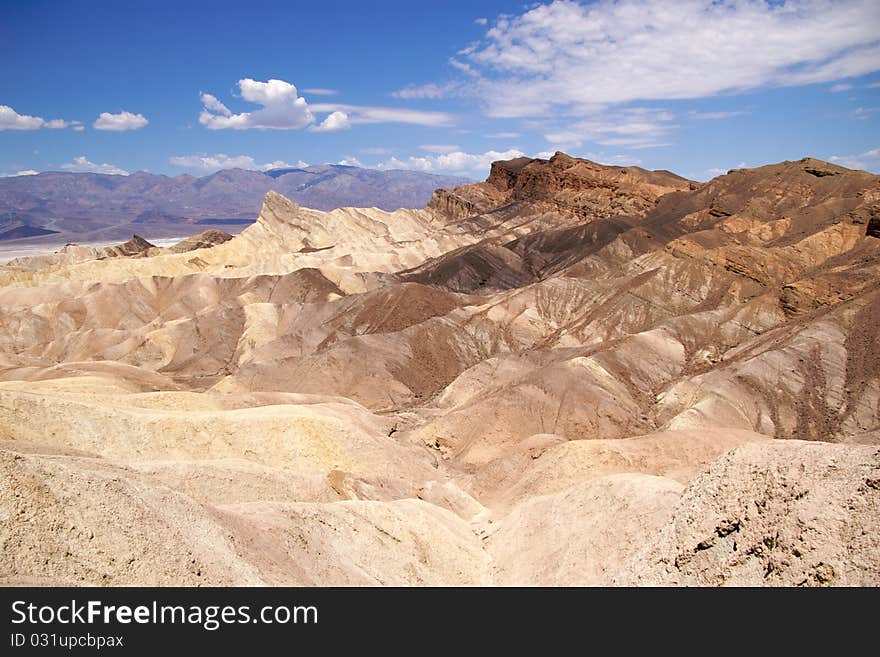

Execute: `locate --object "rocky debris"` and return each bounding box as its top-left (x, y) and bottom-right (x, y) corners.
top-left (619, 442), bottom-right (880, 586)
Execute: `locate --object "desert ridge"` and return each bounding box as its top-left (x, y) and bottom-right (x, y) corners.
top-left (1, 152), bottom-right (878, 586)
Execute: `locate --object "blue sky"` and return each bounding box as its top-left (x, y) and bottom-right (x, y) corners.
top-left (2, 0), bottom-right (879, 180)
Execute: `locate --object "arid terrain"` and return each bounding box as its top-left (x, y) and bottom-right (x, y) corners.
top-left (1, 152), bottom-right (878, 586)
top-left (0, 165), bottom-right (470, 244)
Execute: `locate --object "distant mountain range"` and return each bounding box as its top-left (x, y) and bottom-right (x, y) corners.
top-left (0, 165), bottom-right (472, 242)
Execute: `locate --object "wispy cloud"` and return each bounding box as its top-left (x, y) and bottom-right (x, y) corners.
top-left (302, 88), bottom-right (338, 96)
top-left (420, 144), bottom-right (460, 153)
top-left (311, 103), bottom-right (454, 127)
top-left (93, 111), bottom-right (148, 131)
top-left (486, 131), bottom-right (520, 138)
top-left (169, 153), bottom-right (308, 172)
top-left (850, 106), bottom-right (879, 120)
top-left (543, 108), bottom-right (676, 150)
top-left (397, 0), bottom-right (880, 118)
top-left (829, 147), bottom-right (880, 172)
top-left (830, 83), bottom-right (853, 92)
top-left (61, 156), bottom-right (128, 175)
top-left (688, 110), bottom-right (749, 120)
top-left (391, 82), bottom-right (462, 100)
top-left (361, 147), bottom-right (395, 155)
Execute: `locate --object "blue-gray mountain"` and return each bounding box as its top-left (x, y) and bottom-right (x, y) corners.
top-left (0, 165), bottom-right (471, 242)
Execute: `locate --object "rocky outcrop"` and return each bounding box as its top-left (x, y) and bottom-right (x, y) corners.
top-left (431, 151), bottom-right (694, 224)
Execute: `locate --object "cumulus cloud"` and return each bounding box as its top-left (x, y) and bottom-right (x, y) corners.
top-left (169, 153), bottom-right (308, 172)
top-left (199, 78), bottom-right (450, 131)
top-left (377, 148), bottom-right (525, 176)
top-left (404, 0), bottom-right (880, 117)
top-left (93, 111), bottom-right (148, 131)
top-left (61, 156), bottom-right (128, 175)
top-left (199, 79), bottom-right (314, 130)
top-left (0, 105), bottom-right (79, 131)
top-left (829, 147), bottom-right (880, 172)
top-left (337, 156), bottom-right (364, 167)
top-left (309, 111), bottom-right (351, 132)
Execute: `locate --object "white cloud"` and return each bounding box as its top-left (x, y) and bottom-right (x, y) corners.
top-left (829, 147), bottom-right (880, 172)
top-left (199, 79), bottom-right (451, 130)
top-left (311, 103), bottom-right (454, 126)
top-left (851, 107), bottom-right (879, 119)
top-left (0, 105), bottom-right (79, 131)
top-left (199, 78), bottom-right (314, 130)
top-left (93, 111), bottom-right (148, 131)
top-left (199, 93), bottom-right (231, 116)
top-left (169, 153), bottom-right (309, 172)
top-left (581, 152), bottom-right (642, 166)
top-left (543, 108), bottom-right (676, 149)
top-left (449, 58), bottom-right (477, 76)
top-left (533, 150), bottom-right (642, 166)
top-left (420, 144), bottom-right (460, 153)
top-left (337, 157), bottom-right (364, 167)
top-left (302, 88), bottom-right (338, 96)
top-left (425, 0), bottom-right (880, 117)
top-left (0, 169), bottom-right (39, 177)
top-left (486, 131), bottom-right (520, 138)
top-left (688, 110), bottom-right (749, 120)
top-left (309, 111), bottom-right (351, 132)
top-left (691, 161), bottom-right (749, 181)
top-left (867, 81), bottom-right (880, 88)
top-left (830, 83), bottom-right (853, 92)
top-left (45, 119), bottom-right (83, 129)
top-left (61, 156), bottom-right (128, 175)
top-left (391, 82), bottom-right (460, 99)
top-left (475, 17), bottom-right (488, 25)
top-left (377, 148), bottom-right (525, 176)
